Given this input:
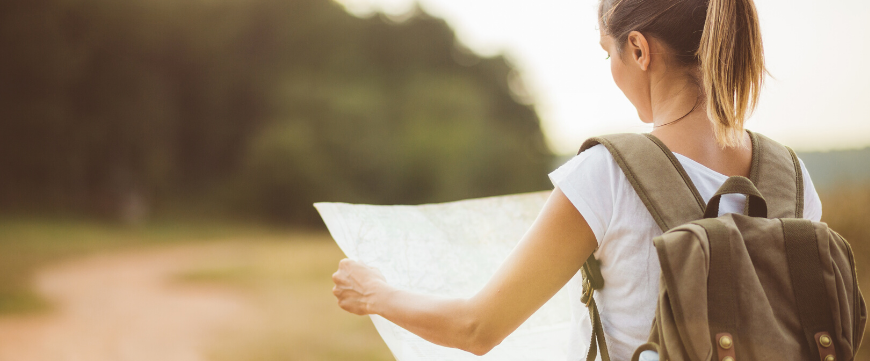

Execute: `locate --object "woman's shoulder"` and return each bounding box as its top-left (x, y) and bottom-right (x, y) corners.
top-left (549, 144), bottom-right (619, 182)
top-left (548, 144), bottom-right (626, 246)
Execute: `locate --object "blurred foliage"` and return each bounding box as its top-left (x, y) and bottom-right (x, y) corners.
top-left (0, 0), bottom-right (552, 224)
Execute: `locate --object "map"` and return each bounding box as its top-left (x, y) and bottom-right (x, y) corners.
top-left (314, 191), bottom-right (571, 361)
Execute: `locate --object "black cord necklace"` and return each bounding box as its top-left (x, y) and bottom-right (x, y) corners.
top-left (653, 96), bottom-right (702, 128)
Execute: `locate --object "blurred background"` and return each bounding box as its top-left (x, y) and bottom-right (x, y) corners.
top-left (0, 0), bottom-right (867, 360)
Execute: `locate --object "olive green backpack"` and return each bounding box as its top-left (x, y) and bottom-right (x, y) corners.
top-left (575, 132), bottom-right (867, 361)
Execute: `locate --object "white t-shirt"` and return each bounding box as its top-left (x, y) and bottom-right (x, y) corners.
top-left (548, 144), bottom-right (822, 361)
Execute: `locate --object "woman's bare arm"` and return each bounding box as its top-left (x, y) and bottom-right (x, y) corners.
top-left (331, 187), bottom-right (598, 355)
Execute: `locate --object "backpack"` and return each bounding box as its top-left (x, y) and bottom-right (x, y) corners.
top-left (575, 131), bottom-right (867, 361)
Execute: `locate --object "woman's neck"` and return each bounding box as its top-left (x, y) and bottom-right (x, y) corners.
top-left (648, 68), bottom-right (704, 128)
top-left (642, 66), bottom-right (753, 177)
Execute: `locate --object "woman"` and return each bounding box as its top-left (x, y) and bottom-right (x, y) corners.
top-left (331, 0), bottom-right (823, 359)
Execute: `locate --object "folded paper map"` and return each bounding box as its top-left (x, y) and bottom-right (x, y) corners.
top-left (314, 191), bottom-right (572, 361)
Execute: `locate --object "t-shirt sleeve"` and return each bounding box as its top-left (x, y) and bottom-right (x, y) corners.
top-left (799, 157), bottom-right (823, 222)
top-left (548, 144), bottom-right (618, 246)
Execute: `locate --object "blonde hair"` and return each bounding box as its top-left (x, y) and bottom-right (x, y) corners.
top-left (698, 0), bottom-right (766, 148)
top-left (599, 0), bottom-right (767, 148)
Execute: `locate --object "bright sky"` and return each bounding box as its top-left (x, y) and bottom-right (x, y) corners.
top-left (336, 0), bottom-right (870, 154)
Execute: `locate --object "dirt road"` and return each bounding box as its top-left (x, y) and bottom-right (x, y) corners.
top-left (0, 244), bottom-right (249, 361)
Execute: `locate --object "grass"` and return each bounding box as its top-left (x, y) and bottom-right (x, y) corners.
top-left (0, 217), bottom-right (290, 314)
top-left (173, 233), bottom-right (395, 361)
top-left (0, 216), bottom-right (393, 360)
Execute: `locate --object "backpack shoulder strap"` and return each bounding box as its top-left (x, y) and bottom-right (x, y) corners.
top-left (579, 133), bottom-right (706, 232)
top-left (746, 131), bottom-right (805, 218)
top-left (577, 133), bottom-right (706, 361)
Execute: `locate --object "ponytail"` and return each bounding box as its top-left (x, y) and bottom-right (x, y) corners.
top-left (698, 0), bottom-right (766, 148)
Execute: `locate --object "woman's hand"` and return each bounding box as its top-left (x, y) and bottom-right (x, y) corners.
top-left (332, 258), bottom-right (390, 315)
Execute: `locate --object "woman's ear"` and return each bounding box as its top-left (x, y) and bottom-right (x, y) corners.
top-left (626, 31), bottom-right (651, 71)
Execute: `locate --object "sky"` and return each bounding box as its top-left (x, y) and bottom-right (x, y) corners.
top-left (335, 0), bottom-right (870, 155)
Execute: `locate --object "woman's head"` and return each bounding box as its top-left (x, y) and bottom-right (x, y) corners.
top-left (599, 0), bottom-right (765, 148)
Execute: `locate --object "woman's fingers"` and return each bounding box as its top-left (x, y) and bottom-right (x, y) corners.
top-left (332, 258), bottom-right (381, 315)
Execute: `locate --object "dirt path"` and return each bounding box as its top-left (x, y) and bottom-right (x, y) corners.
top-left (0, 244), bottom-right (250, 361)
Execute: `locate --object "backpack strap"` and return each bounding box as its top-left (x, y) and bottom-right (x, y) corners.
top-left (576, 133), bottom-right (706, 361)
top-left (693, 218), bottom-right (740, 360)
top-left (781, 219), bottom-right (838, 360)
top-left (747, 130), bottom-right (805, 219)
top-left (579, 133), bottom-right (707, 232)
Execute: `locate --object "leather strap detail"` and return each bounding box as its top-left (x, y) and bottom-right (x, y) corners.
top-left (716, 332), bottom-right (736, 361)
top-left (815, 332), bottom-right (835, 361)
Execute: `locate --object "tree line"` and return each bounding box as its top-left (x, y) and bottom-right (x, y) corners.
top-left (0, 0), bottom-right (553, 224)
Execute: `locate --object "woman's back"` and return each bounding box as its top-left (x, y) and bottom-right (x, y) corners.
top-left (549, 142), bottom-right (822, 359)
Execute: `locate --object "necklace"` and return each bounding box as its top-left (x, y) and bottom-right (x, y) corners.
top-left (653, 96), bottom-right (702, 128)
